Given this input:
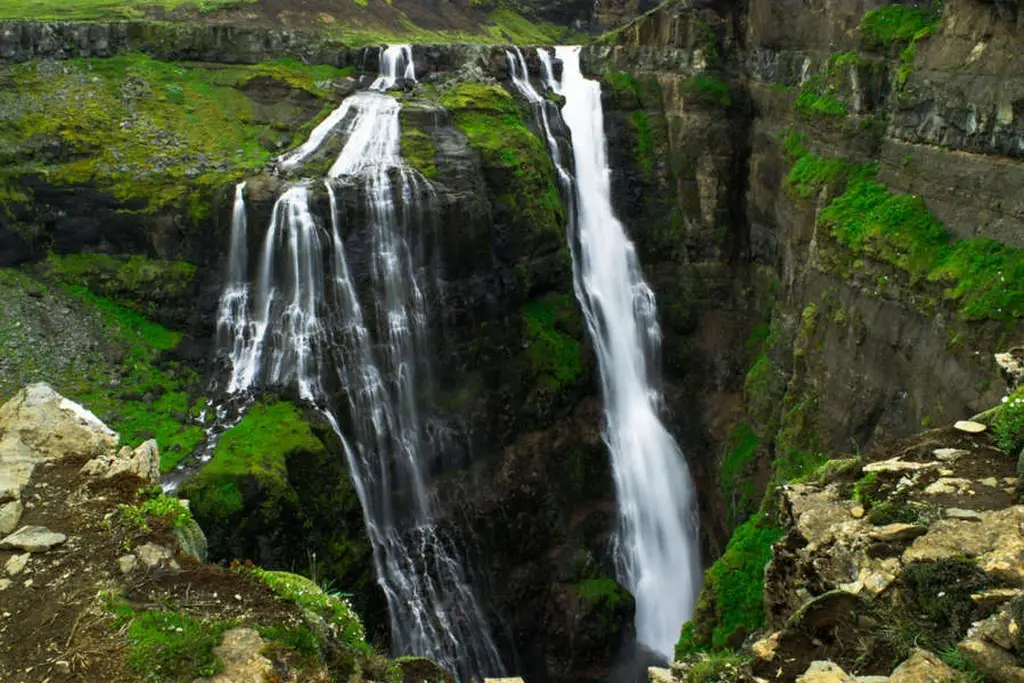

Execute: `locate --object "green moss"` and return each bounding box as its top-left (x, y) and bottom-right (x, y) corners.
top-left (678, 514), bottom-right (784, 655)
top-left (523, 293), bottom-right (583, 391)
top-left (443, 82), bottom-right (564, 248)
top-left (632, 110), bottom-right (654, 176)
top-left (574, 578), bottom-right (631, 610)
top-left (859, 3), bottom-right (941, 50)
top-left (400, 128), bottom-right (439, 179)
top-left (795, 78), bottom-right (848, 118)
top-left (719, 420), bottom-right (761, 528)
top-left (185, 401), bottom-right (322, 520)
top-left (682, 74), bottom-right (731, 108)
top-left (0, 54), bottom-right (349, 218)
top-left (868, 498), bottom-right (919, 525)
top-left (785, 154), bottom-right (871, 199)
top-left (250, 568), bottom-right (369, 652)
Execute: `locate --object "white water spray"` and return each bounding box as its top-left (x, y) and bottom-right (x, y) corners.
top-left (545, 46), bottom-right (702, 659)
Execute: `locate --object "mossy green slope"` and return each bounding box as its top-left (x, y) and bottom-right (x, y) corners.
top-left (0, 267), bottom-right (205, 471)
top-left (440, 82), bottom-right (565, 254)
top-left (0, 54), bottom-right (350, 219)
top-left (183, 401), bottom-right (323, 521)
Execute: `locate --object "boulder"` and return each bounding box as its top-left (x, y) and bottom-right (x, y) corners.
top-left (134, 542), bottom-right (178, 569)
top-left (797, 661), bottom-right (856, 683)
top-left (0, 383), bottom-right (118, 462)
top-left (81, 439), bottom-right (160, 484)
top-left (0, 499), bottom-right (23, 534)
top-left (4, 552), bottom-right (29, 576)
top-left (199, 628), bottom-right (274, 683)
top-left (889, 648), bottom-right (957, 682)
top-left (0, 525), bottom-right (67, 552)
top-left (959, 637), bottom-right (1024, 683)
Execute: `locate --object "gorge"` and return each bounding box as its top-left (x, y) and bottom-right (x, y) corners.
top-left (1, 0), bottom-right (1023, 681)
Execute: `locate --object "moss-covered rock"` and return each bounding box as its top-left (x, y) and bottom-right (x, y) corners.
top-left (441, 82), bottom-right (565, 259)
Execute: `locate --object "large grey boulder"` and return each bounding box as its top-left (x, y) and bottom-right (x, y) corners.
top-left (0, 383), bottom-right (118, 464)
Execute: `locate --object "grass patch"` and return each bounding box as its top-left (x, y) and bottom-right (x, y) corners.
top-left (40, 253), bottom-right (197, 325)
top-left (678, 652), bottom-right (751, 683)
top-left (682, 74), bottom-right (731, 108)
top-left (119, 493), bottom-right (194, 531)
top-left (795, 77), bottom-right (848, 118)
top-left (678, 513), bottom-right (784, 655)
top-left (0, 0), bottom-right (255, 20)
top-left (123, 609), bottom-right (232, 681)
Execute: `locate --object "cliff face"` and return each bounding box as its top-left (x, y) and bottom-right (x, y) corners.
top-left (586, 0), bottom-right (1024, 674)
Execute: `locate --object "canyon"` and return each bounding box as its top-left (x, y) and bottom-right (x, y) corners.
top-left (0, 0), bottom-right (1022, 681)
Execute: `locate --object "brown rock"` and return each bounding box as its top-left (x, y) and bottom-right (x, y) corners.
top-left (889, 648), bottom-right (957, 682)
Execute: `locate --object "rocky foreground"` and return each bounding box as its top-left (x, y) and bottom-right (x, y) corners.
top-left (0, 383), bottom-right (473, 682)
top-left (657, 366), bottom-right (1024, 682)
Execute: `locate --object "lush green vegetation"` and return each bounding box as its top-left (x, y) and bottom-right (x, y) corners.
top-left (678, 652), bottom-right (751, 683)
top-left (574, 577), bottom-right (631, 610)
top-left (39, 253), bottom-right (197, 324)
top-left (682, 74), bottom-right (731, 108)
top-left (522, 293), bottom-right (583, 392)
top-left (184, 401), bottom-right (322, 520)
top-left (632, 110), bottom-right (655, 176)
top-left (994, 387), bottom-right (1024, 454)
top-left (784, 132), bottom-right (1024, 322)
top-left (250, 568), bottom-right (369, 653)
top-left (795, 76), bottom-right (848, 118)
top-left (859, 2), bottom-right (941, 50)
top-left (677, 514), bottom-right (784, 656)
top-left (718, 420), bottom-right (760, 528)
top-left (119, 493), bottom-right (194, 531)
top-left (103, 598), bottom-right (233, 682)
top-left (0, 54), bottom-right (349, 217)
top-left (441, 82), bottom-right (565, 249)
top-left (0, 0), bottom-right (254, 20)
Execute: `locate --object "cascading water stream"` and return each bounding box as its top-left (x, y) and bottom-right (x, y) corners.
top-left (515, 46), bottom-right (702, 660)
top-left (214, 45), bottom-right (502, 679)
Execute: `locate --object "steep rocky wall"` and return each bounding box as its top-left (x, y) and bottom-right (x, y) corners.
top-left (593, 0), bottom-right (1024, 664)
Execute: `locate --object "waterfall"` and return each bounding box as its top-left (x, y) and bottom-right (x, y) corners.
top-left (529, 46), bottom-right (701, 659)
top-left (214, 45), bottom-right (503, 679)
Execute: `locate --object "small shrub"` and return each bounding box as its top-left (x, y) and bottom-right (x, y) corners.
top-left (993, 389), bottom-right (1024, 454)
top-left (680, 651), bottom-right (750, 683)
top-left (853, 471), bottom-right (880, 506)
